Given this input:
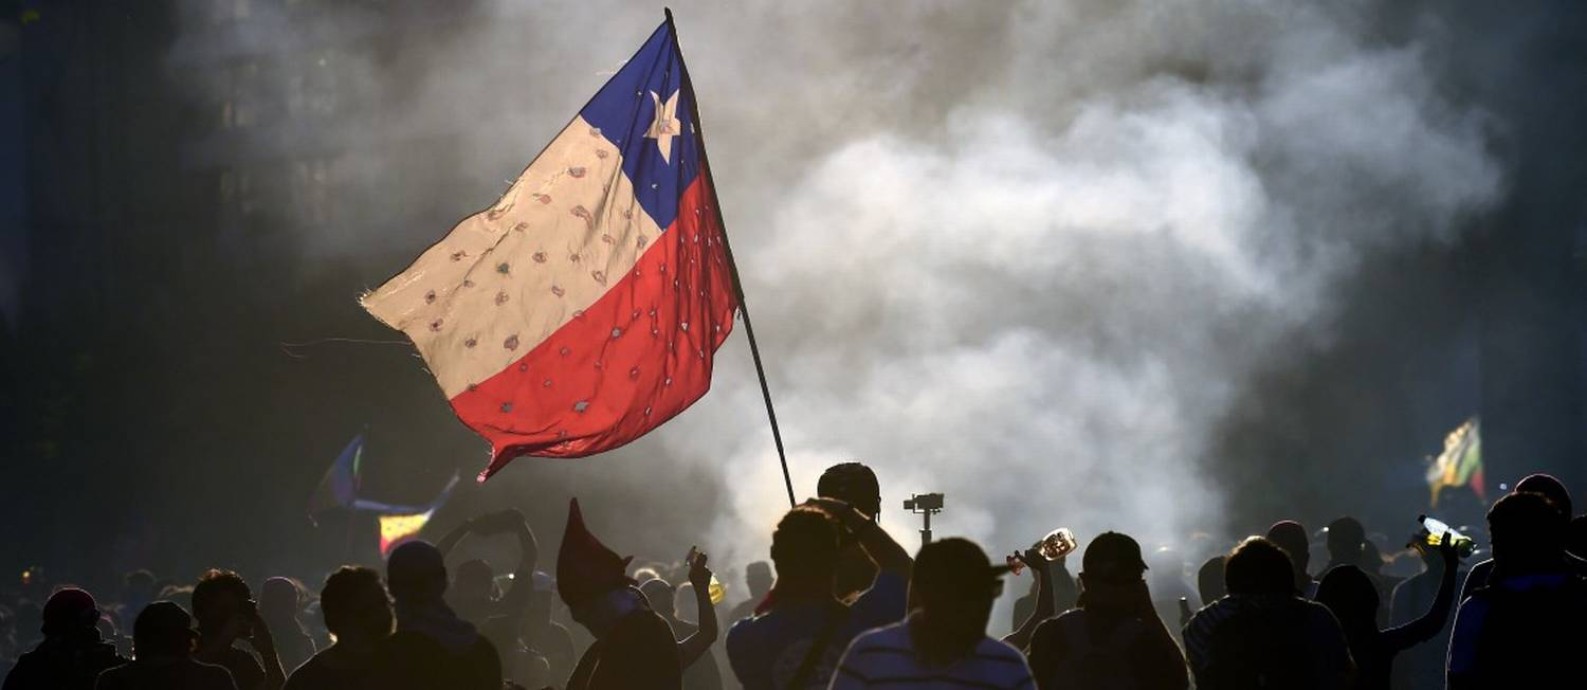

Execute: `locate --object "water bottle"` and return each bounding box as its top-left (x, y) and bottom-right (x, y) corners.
top-left (1007, 528), bottom-right (1080, 575)
top-left (1038, 528), bottom-right (1080, 561)
top-left (685, 546), bottom-right (728, 604)
top-left (1418, 515), bottom-right (1475, 558)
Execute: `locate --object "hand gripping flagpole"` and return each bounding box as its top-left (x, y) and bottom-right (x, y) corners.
top-left (666, 8), bottom-right (797, 509)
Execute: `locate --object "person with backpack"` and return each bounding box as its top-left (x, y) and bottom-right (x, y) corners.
top-left (1183, 537), bottom-right (1353, 690)
top-left (1027, 532), bottom-right (1188, 690)
top-left (1446, 491), bottom-right (1587, 689)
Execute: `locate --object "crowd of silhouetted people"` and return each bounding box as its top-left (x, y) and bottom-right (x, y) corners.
top-left (3, 461), bottom-right (1586, 689)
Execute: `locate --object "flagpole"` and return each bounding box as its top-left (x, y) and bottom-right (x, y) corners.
top-left (665, 8), bottom-right (797, 509)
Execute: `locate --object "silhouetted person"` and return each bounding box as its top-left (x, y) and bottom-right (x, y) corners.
top-left (94, 601), bottom-right (236, 690)
top-left (0, 604), bottom-right (16, 679)
top-left (1387, 536), bottom-right (1464, 690)
top-left (523, 586), bottom-right (577, 686)
top-left (435, 508), bottom-right (543, 685)
top-left (726, 499), bottom-right (910, 690)
top-left (831, 537), bottom-right (1033, 689)
top-left (94, 602), bottom-right (233, 690)
top-left (559, 498), bottom-right (706, 690)
top-left (378, 541), bottom-right (502, 690)
top-left (1005, 546), bottom-right (1054, 653)
top-left (641, 576), bottom-right (724, 690)
top-left (1268, 521), bottom-right (1317, 597)
top-left (1028, 532), bottom-right (1188, 690)
top-left (1314, 533), bottom-right (1456, 690)
top-left (191, 570), bottom-right (283, 690)
top-left (727, 562), bottom-right (772, 627)
top-left (1569, 515), bottom-right (1587, 560)
top-left (817, 463), bottom-right (884, 603)
top-left (258, 579), bottom-right (313, 676)
top-left (1446, 492), bottom-right (1587, 689)
top-left (3, 588), bottom-right (126, 690)
top-left (283, 567), bottom-right (391, 690)
top-left (117, 572), bottom-right (157, 635)
top-left (1184, 537), bottom-right (1354, 690)
top-left (1197, 556), bottom-right (1227, 608)
top-left (1012, 555), bottom-right (1080, 637)
top-left (1457, 473), bottom-right (1585, 600)
top-left (1324, 517), bottom-right (1392, 626)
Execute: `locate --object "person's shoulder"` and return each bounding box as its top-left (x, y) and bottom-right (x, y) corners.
top-left (836, 620), bottom-right (904, 653)
top-left (219, 646), bottom-right (265, 668)
top-left (384, 629), bottom-right (445, 652)
top-left (282, 653), bottom-right (326, 690)
top-left (93, 660), bottom-right (133, 683)
top-left (619, 608), bottom-right (675, 637)
top-left (193, 658), bottom-right (241, 688)
top-left (1033, 608), bottom-right (1084, 641)
top-left (973, 635), bottom-right (1030, 664)
top-left (727, 606), bottom-right (777, 650)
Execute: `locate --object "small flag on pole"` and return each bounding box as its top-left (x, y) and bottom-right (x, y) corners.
top-left (1427, 416), bottom-right (1485, 507)
top-left (362, 16), bottom-right (738, 481)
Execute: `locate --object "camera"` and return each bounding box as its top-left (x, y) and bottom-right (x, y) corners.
top-left (903, 493), bottom-right (944, 512)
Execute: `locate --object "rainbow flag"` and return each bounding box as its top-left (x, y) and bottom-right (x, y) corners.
top-left (1428, 416), bottom-right (1485, 507)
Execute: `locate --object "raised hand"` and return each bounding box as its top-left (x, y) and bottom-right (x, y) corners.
top-left (687, 546), bottom-right (713, 593)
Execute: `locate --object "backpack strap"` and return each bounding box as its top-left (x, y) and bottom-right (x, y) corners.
top-left (784, 604), bottom-right (851, 690)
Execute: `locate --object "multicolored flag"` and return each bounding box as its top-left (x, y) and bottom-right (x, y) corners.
top-left (362, 17), bottom-right (738, 481)
top-left (308, 434), bottom-right (363, 525)
top-left (376, 472), bottom-right (462, 556)
top-left (1427, 416), bottom-right (1485, 507)
top-left (379, 511), bottom-right (435, 556)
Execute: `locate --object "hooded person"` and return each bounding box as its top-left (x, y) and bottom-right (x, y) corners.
top-left (374, 540), bottom-right (502, 690)
top-left (2, 587), bottom-right (127, 690)
top-left (559, 498), bottom-right (683, 690)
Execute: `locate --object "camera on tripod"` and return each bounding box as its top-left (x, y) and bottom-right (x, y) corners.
top-left (903, 493), bottom-right (944, 512)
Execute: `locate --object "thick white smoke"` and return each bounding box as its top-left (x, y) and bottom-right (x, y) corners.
top-left (647, 0), bottom-right (1501, 569)
top-left (172, 0), bottom-right (1501, 625)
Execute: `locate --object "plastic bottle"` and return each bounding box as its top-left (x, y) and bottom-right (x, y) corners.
top-left (1007, 528), bottom-right (1080, 575)
top-left (686, 546), bottom-right (728, 604)
top-left (1418, 515), bottom-right (1475, 558)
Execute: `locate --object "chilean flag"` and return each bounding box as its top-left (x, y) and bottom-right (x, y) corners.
top-left (362, 18), bottom-right (738, 481)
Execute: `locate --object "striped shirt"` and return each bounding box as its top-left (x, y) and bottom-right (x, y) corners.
top-left (830, 622), bottom-right (1035, 690)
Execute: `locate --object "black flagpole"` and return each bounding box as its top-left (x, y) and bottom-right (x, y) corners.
top-left (665, 8), bottom-right (797, 508)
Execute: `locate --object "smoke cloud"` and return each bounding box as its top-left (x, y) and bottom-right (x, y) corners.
top-left (169, 0), bottom-right (1502, 621)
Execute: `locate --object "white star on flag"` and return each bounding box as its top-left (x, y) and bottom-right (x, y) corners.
top-left (646, 90), bottom-right (682, 164)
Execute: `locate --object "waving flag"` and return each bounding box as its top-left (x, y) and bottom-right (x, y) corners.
top-left (1427, 416), bottom-right (1485, 507)
top-left (362, 17), bottom-right (738, 481)
top-left (308, 434), bottom-right (363, 524)
top-left (376, 473), bottom-right (462, 555)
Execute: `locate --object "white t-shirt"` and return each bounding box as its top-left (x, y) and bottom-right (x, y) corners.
top-left (829, 622), bottom-right (1034, 690)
